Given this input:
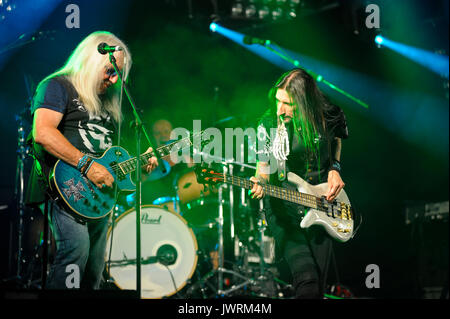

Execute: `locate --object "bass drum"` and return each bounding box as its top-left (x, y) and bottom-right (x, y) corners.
top-left (176, 170), bottom-right (214, 204)
top-left (105, 205), bottom-right (198, 299)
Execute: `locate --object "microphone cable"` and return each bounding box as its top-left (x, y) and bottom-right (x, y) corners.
top-left (162, 263), bottom-right (185, 299)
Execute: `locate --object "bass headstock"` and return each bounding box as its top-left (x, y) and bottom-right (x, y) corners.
top-left (194, 165), bottom-right (224, 185)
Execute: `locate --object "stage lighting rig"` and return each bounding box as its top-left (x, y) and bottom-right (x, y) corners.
top-left (229, 0), bottom-right (303, 22)
top-left (0, 0), bottom-right (17, 21)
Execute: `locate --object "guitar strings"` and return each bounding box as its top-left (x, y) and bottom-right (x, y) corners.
top-left (108, 131), bottom-right (205, 173)
top-left (226, 173), bottom-right (342, 215)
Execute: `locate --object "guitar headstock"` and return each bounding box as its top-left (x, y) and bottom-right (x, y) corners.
top-left (192, 130), bottom-right (214, 148)
top-left (159, 130), bottom-right (213, 158)
top-left (194, 165), bottom-right (224, 185)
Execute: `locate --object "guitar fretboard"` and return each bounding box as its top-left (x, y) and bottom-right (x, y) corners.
top-left (117, 132), bottom-right (202, 175)
top-left (223, 174), bottom-right (318, 209)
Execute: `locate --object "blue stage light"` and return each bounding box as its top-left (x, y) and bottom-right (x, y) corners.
top-left (208, 23), bottom-right (448, 160)
top-left (374, 34), bottom-right (449, 79)
top-left (375, 35), bottom-right (384, 45)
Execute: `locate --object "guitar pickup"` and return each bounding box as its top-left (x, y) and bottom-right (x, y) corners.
top-left (329, 203), bottom-right (335, 218)
top-left (321, 196), bottom-right (334, 218)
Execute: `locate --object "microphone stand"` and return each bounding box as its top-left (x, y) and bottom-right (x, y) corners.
top-left (107, 52), bottom-right (156, 299)
top-left (11, 109), bottom-right (29, 285)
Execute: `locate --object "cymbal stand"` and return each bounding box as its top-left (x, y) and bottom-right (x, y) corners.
top-left (187, 156), bottom-right (273, 297)
top-left (256, 199), bottom-right (267, 278)
top-left (245, 199), bottom-right (286, 298)
top-left (206, 165), bottom-right (255, 297)
top-left (12, 111), bottom-right (29, 284)
top-left (2, 110), bottom-right (31, 288)
top-left (228, 163), bottom-right (235, 243)
top-left (217, 176), bottom-right (224, 292)
top-left (234, 186), bottom-right (286, 298)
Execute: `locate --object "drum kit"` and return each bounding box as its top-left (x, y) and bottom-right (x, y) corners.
top-left (7, 110), bottom-right (293, 298)
top-left (104, 155), bottom-right (292, 299)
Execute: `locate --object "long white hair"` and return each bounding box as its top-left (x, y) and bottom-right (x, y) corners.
top-left (41, 31), bottom-right (132, 123)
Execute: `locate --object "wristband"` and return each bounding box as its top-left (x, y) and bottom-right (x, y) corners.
top-left (328, 160), bottom-right (341, 173)
top-left (77, 154), bottom-right (89, 171)
top-left (81, 158), bottom-right (94, 176)
top-left (80, 157), bottom-right (93, 176)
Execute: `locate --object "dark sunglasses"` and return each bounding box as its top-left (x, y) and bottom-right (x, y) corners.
top-left (105, 67), bottom-right (118, 77)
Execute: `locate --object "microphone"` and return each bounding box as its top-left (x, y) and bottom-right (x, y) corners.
top-left (97, 42), bottom-right (123, 55)
top-left (157, 244), bottom-right (177, 266)
top-left (142, 256), bottom-right (159, 265)
top-left (141, 245), bottom-right (178, 266)
top-left (243, 36), bottom-right (271, 46)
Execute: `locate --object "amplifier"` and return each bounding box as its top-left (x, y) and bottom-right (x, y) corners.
top-left (406, 201), bottom-right (449, 298)
top-left (405, 201), bottom-right (448, 225)
top-left (234, 234), bottom-right (276, 265)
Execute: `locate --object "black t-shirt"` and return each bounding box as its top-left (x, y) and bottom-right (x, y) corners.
top-left (25, 76), bottom-right (117, 205)
top-left (257, 104), bottom-right (348, 225)
top-left (32, 76), bottom-right (116, 155)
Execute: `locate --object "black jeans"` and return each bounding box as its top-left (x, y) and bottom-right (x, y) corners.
top-left (265, 197), bottom-right (332, 299)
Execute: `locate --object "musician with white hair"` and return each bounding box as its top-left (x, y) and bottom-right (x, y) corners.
top-left (26, 31), bottom-right (158, 289)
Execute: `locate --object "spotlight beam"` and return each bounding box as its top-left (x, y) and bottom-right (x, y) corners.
top-left (208, 23), bottom-right (448, 158)
top-left (264, 43), bottom-right (369, 109)
top-left (209, 22), bottom-right (369, 109)
top-left (375, 35), bottom-right (449, 79)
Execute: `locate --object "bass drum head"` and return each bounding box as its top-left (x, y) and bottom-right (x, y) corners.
top-left (106, 205), bottom-right (198, 298)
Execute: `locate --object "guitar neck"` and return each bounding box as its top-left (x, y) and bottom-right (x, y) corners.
top-left (116, 133), bottom-right (199, 175)
top-left (223, 174), bottom-right (319, 210)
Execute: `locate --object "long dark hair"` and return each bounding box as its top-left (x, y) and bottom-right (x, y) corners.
top-left (268, 68), bottom-right (334, 156)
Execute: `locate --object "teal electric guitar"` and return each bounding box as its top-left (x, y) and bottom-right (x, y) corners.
top-left (49, 131), bottom-right (208, 219)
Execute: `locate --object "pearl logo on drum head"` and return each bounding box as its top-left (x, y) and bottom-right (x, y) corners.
top-left (141, 213), bottom-right (162, 225)
top-left (105, 205), bottom-right (198, 299)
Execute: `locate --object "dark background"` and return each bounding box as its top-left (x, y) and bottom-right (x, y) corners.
top-left (0, 0), bottom-right (448, 299)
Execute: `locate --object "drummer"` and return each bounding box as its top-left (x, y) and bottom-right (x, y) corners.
top-left (151, 119), bottom-right (220, 271)
top-left (152, 119), bottom-right (194, 168)
top-left (152, 119), bottom-right (172, 147)
top-left (129, 119), bottom-right (193, 207)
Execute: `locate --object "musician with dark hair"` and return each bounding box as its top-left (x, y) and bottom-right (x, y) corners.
top-left (249, 68), bottom-right (349, 299)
